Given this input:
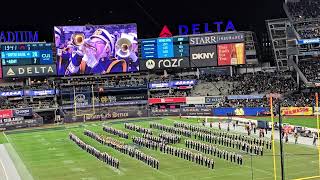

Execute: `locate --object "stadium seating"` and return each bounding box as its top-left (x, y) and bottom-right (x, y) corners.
top-left (299, 59), bottom-right (320, 82)
top-left (286, 0), bottom-right (320, 39)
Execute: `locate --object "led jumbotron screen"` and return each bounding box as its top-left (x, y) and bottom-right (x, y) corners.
top-left (54, 24), bottom-right (138, 76)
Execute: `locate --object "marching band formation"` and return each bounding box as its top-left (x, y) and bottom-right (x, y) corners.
top-left (84, 129), bottom-right (159, 169)
top-left (69, 120), bottom-right (272, 171)
top-left (69, 133), bottom-right (119, 168)
top-left (103, 125), bottom-right (129, 139)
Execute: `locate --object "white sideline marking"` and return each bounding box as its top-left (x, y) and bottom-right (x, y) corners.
top-left (2, 132), bottom-right (9, 143)
top-left (0, 158), bottom-right (8, 180)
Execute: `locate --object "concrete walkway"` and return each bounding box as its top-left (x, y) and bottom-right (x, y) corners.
top-left (0, 144), bottom-right (21, 180)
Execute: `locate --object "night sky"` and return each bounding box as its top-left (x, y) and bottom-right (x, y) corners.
top-left (0, 0), bottom-right (286, 42)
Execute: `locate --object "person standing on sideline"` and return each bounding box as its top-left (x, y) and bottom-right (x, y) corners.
top-left (313, 132), bottom-right (318, 146)
top-left (294, 132), bottom-right (298, 144)
top-left (284, 133), bottom-right (289, 143)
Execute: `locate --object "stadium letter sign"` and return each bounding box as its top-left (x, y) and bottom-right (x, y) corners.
top-left (189, 32), bottom-right (245, 46)
top-left (178, 20), bottom-right (235, 35)
top-left (0, 31), bottom-right (38, 42)
top-left (2, 65), bottom-right (57, 77)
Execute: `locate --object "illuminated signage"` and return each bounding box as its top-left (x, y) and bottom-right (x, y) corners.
top-left (178, 20), bottom-right (235, 35)
top-left (0, 31), bottom-right (38, 42)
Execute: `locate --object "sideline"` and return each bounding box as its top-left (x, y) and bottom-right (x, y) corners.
top-left (292, 175), bottom-right (320, 180)
top-left (0, 158), bottom-right (8, 180)
top-left (0, 144), bottom-right (22, 180)
top-left (2, 132), bottom-right (9, 143)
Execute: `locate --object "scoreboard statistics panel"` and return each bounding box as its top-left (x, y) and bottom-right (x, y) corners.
top-left (140, 37), bottom-right (190, 70)
top-left (141, 37), bottom-right (189, 59)
top-left (1, 43), bottom-right (53, 66)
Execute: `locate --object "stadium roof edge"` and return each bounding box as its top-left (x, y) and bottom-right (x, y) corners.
top-left (265, 18), bottom-right (289, 23)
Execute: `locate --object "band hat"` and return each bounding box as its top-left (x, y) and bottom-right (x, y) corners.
top-left (128, 32), bottom-right (138, 43)
top-left (54, 27), bottom-right (61, 37)
top-left (90, 28), bottom-right (115, 53)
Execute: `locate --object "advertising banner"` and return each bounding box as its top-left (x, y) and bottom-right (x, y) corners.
top-left (13, 108), bottom-right (33, 117)
top-left (176, 86), bottom-right (193, 90)
top-left (149, 83), bottom-right (169, 89)
top-left (186, 97), bottom-right (205, 104)
top-left (280, 107), bottom-right (313, 116)
top-left (205, 96), bottom-right (224, 104)
top-left (189, 32), bottom-right (245, 46)
top-left (0, 109), bottom-right (13, 119)
top-left (0, 91), bottom-right (23, 97)
top-left (227, 94), bottom-right (265, 99)
top-left (148, 97), bottom-right (186, 104)
top-left (101, 100), bottom-right (147, 106)
top-left (140, 57), bottom-right (190, 70)
top-left (181, 107), bottom-right (212, 116)
top-left (212, 107), bottom-right (269, 116)
top-left (62, 100), bottom-right (147, 109)
top-left (55, 24), bottom-right (138, 76)
top-left (149, 80), bottom-right (196, 89)
top-left (2, 64), bottom-right (57, 78)
top-left (64, 109), bottom-right (148, 123)
top-left (115, 94), bottom-right (147, 101)
top-left (190, 45), bottom-right (217, 67)
top-left (218, 43), bottom-right (245, 66)
top-left (297, 38), bottom-right (320, 45)
top-left (24, 89), bottom-right (56, 96)
top-left (170, 80), bottom-right (196, 86)
top-left (0, 117), bottom-right (43, 130)
top-left (150, 108), bottom-right (180, 116)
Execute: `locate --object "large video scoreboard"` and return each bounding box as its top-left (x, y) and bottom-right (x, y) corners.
top-left (1, 43), bottom-right (53, 66)
top-left (139, 32), bottom-right (245, 71)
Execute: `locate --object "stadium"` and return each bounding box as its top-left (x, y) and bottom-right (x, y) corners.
top-left (0, 0), bottom-right (319, 180)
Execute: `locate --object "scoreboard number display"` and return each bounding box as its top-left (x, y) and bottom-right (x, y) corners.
top-left (1, 43), bottom-right (53, 66)
top-left (141, 37), bottom-right (189, 59)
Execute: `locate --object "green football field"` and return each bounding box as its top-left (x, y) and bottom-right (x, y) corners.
top-left (248, 116), bottom-right (319, 129)
top-left (1, 117), bottom-right (319, 180)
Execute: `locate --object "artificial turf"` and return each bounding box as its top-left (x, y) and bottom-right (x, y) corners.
top-left (249, 116), bottom-right (319, 129)
top-left (2, 117), bottom-right (319, 180)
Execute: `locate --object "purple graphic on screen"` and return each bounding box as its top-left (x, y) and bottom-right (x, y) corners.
top-left (54, 24), bottom-right (138, 76)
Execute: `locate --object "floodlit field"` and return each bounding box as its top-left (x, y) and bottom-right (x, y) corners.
top-left (1, 117), bottom-right (319, 180)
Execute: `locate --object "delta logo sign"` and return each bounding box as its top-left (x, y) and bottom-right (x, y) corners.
top-left (160, 20), bottom-right (236, 36)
